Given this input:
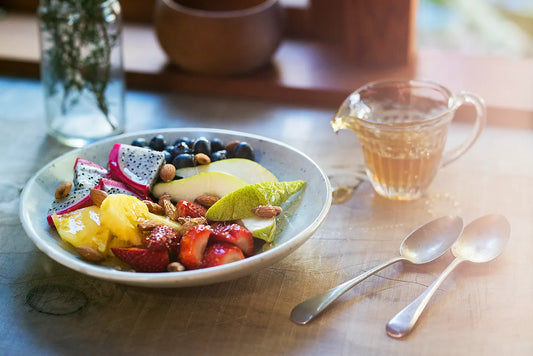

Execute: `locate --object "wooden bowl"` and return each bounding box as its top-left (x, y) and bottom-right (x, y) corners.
top-left (154, 0), bottom-right (285, 76)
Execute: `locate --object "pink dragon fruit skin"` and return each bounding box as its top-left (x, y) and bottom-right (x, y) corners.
top-left (108, 143), bottom-right (165, 196)
top-left (47, 177), bottom-right (152, 226)
top-left (48, 146), bottom-right (163, 227)
top-left (47, 157), bottom-right (109, 226)
top-left (73, 157), bottom-right (108, 190)
top-left (98, 178), bottom-right (149, 200)
top-left (46, 189), bottom-right (94, 226)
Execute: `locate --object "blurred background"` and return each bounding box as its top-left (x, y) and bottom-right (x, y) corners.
top-left (417, 0), bottom-right (532, 58)
top-left (0, 0), bottom-right (531, 110)
top-left (281, 0), bottom-right (533, 58)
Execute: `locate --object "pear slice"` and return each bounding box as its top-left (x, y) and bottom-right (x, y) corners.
top-left (175, 158), bottom-right (278, 183)
top-left (241, 216), bottom-right (276, 242)
top-left (206, 180), bottom-right (306, 221)
top-left (152, 171), bottom-right (248, 202)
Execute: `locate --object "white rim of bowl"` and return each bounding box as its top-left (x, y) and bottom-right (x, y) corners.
top-left (19, 127), bottom-right (332, 285)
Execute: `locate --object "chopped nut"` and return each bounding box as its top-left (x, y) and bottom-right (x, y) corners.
top-left (252, 204), bottom-right (283, 218)
top-left (164, 200), bottom-right (178, 220)
top-left (90, 189), bottom-right (108, 207)
top-left (158, 193), bottom-right (172, 206)
top-left (55, 181), bottom-right (73, 199)
top-left (144, 200), bottom-right (165, 215)
top-left (76, 246), bottom-right (105, 262)
top-left (159, 195), bottom-right (178, 220)
top-left (225, 140), bottom-right (240, 153)
top-left (137, 219), bottom-right (162, 231)
top-left (194, 153), bottom-right (211, 165)
top-left (167, 262), bottom-right (185, 272)
top-left (178, 216), bottom-right (208, 235)
top-left (195, 193), bottom-right (219, 208)
top-left (159, 163), bottom-right (176, 182)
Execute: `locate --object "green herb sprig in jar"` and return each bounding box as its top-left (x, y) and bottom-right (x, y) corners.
top-left (39, 0), bottom-right (125, 147)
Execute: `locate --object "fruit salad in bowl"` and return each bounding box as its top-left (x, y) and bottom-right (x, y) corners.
top-left (20, 128), bottom-right (331, 287)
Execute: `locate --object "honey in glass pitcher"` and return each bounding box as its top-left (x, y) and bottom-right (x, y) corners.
top-left (332, 80), bottom-right (486, 200)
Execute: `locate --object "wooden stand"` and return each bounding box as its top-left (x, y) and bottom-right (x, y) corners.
top-left (309, 0), bottom-right (417, 66)
top-left (1, 0), bottom-right (532, 127)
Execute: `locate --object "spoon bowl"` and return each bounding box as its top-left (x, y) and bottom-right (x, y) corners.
top-left (290, 216), bottom-right (463, 325)
top-left (400, 215), bottom-right (464, 264)
top-left (386, 214), bottom-right (510, 338)
top-left (451, 214), bottom-right (510, 263)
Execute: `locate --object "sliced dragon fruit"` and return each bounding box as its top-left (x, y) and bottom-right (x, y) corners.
top-left (46, 189), bottom-right (93, 226)
top-left (73, 157), bottom-right (108, 190)
top-left (47, 158), bottom-right (108, 226)
top-left (98, 178), bottom-right (149, 200)
top-left (108, 143), bottom-right (165, 196)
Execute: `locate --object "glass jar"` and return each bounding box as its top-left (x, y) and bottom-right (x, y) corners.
top-left (38, 0), bottom-right (125, 147)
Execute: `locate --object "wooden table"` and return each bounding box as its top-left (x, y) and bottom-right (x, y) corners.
top-left (1, 75), bottom-right (532, 355)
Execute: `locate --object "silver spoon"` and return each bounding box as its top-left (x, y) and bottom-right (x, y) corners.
top-left (386, 214), bottom-right (510, 338)
top-left (290, 216), bottom-right (464, 325)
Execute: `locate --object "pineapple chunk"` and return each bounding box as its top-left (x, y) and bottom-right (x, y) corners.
top-left (52, 206), bottom-right (111, 254)
top-left (53, 194), bottom-right (183, 259)
top-left (99, 194), bottom-right (150, 246)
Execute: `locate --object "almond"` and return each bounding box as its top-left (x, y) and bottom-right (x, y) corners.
top-left (225, 140), bottom-right (240, 153)
top-left (158, 193), bottom-right (172, 206)
top-left (55, 181), bottom-right (73, 199)
top-left (76, 246), bottom-right (105, 262)
top-left (194, 153), bottom-right (211, 165)
top-left (137, 219), bottom-right (162, 231)
top-left (178, 216), bottom-right (208, 235)
top-left (144, 200), bottom-right (165, 215)
top-left (160, 196), bottom-right (178, 220)
top-left (252, 205), bottom-right (283, 218)
top-left (195, 193), bottom-right (219, 208)
top-left (90, 189), bottom-right (108, 207)
top-left (159, 163), bottom-right (176, 182)
top-left (167, 262), bottom-right (186, 272)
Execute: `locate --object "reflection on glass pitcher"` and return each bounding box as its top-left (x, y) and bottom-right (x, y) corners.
top-left (332, 79), bottom-right (486, 201)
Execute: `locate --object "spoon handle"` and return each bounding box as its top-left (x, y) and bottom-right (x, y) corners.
top-left (290, 256), bottom-right (405, 325)
top-left (386, 257), bottom-right (463, 338)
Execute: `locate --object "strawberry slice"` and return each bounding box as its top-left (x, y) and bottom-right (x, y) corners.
top-left (178, 225), bottom-right (211, 269)
top-left (210, 223), bottom-right (254, 256)
top-left (177, 200), bottom-right (207, 218)
top-left (203, 242), bottom-right (245, 268)
top-left (144, 225), bottom-right (180, 253)
top-left (112, 247), bottom-right (169, 272)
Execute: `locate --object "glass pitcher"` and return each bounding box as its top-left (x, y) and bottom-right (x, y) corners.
top-left (331, 79), bottom-right (486, 200)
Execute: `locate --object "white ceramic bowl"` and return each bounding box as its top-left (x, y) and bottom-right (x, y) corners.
top-left (20, 128), bottom-right (331, 287)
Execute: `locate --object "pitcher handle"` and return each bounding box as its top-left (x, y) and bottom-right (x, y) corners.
top-left (441, 91), bottom-right (486, 167)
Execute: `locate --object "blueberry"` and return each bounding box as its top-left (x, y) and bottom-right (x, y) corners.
top-left (131, 138), bottom-right (147, 147)
top-left (211, 150), bottom-right (228, 162)
top-left (149, 134), bottom-right (167, 151)
top-left (210, 138), bottom-right (225, 153)
top-left (173, 137), bottom-right (193, 147)
top-left (233, 142), bottom-right (255, 160)
top-left (162, 150), bottom-right (173, 163)
top-left (164, 145), bottom-right (176, 158)
top-left (172, 153), bottom-right (195, 169)
top-left (165, 145), bottom-right (175, 152)
top-left (172, 141), bottom-right (191, 156)
top-left (192, 137), bottom-right (211, 155)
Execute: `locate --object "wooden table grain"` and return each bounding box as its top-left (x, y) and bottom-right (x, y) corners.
top-left (1, 76), bottom-right (532, 355)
